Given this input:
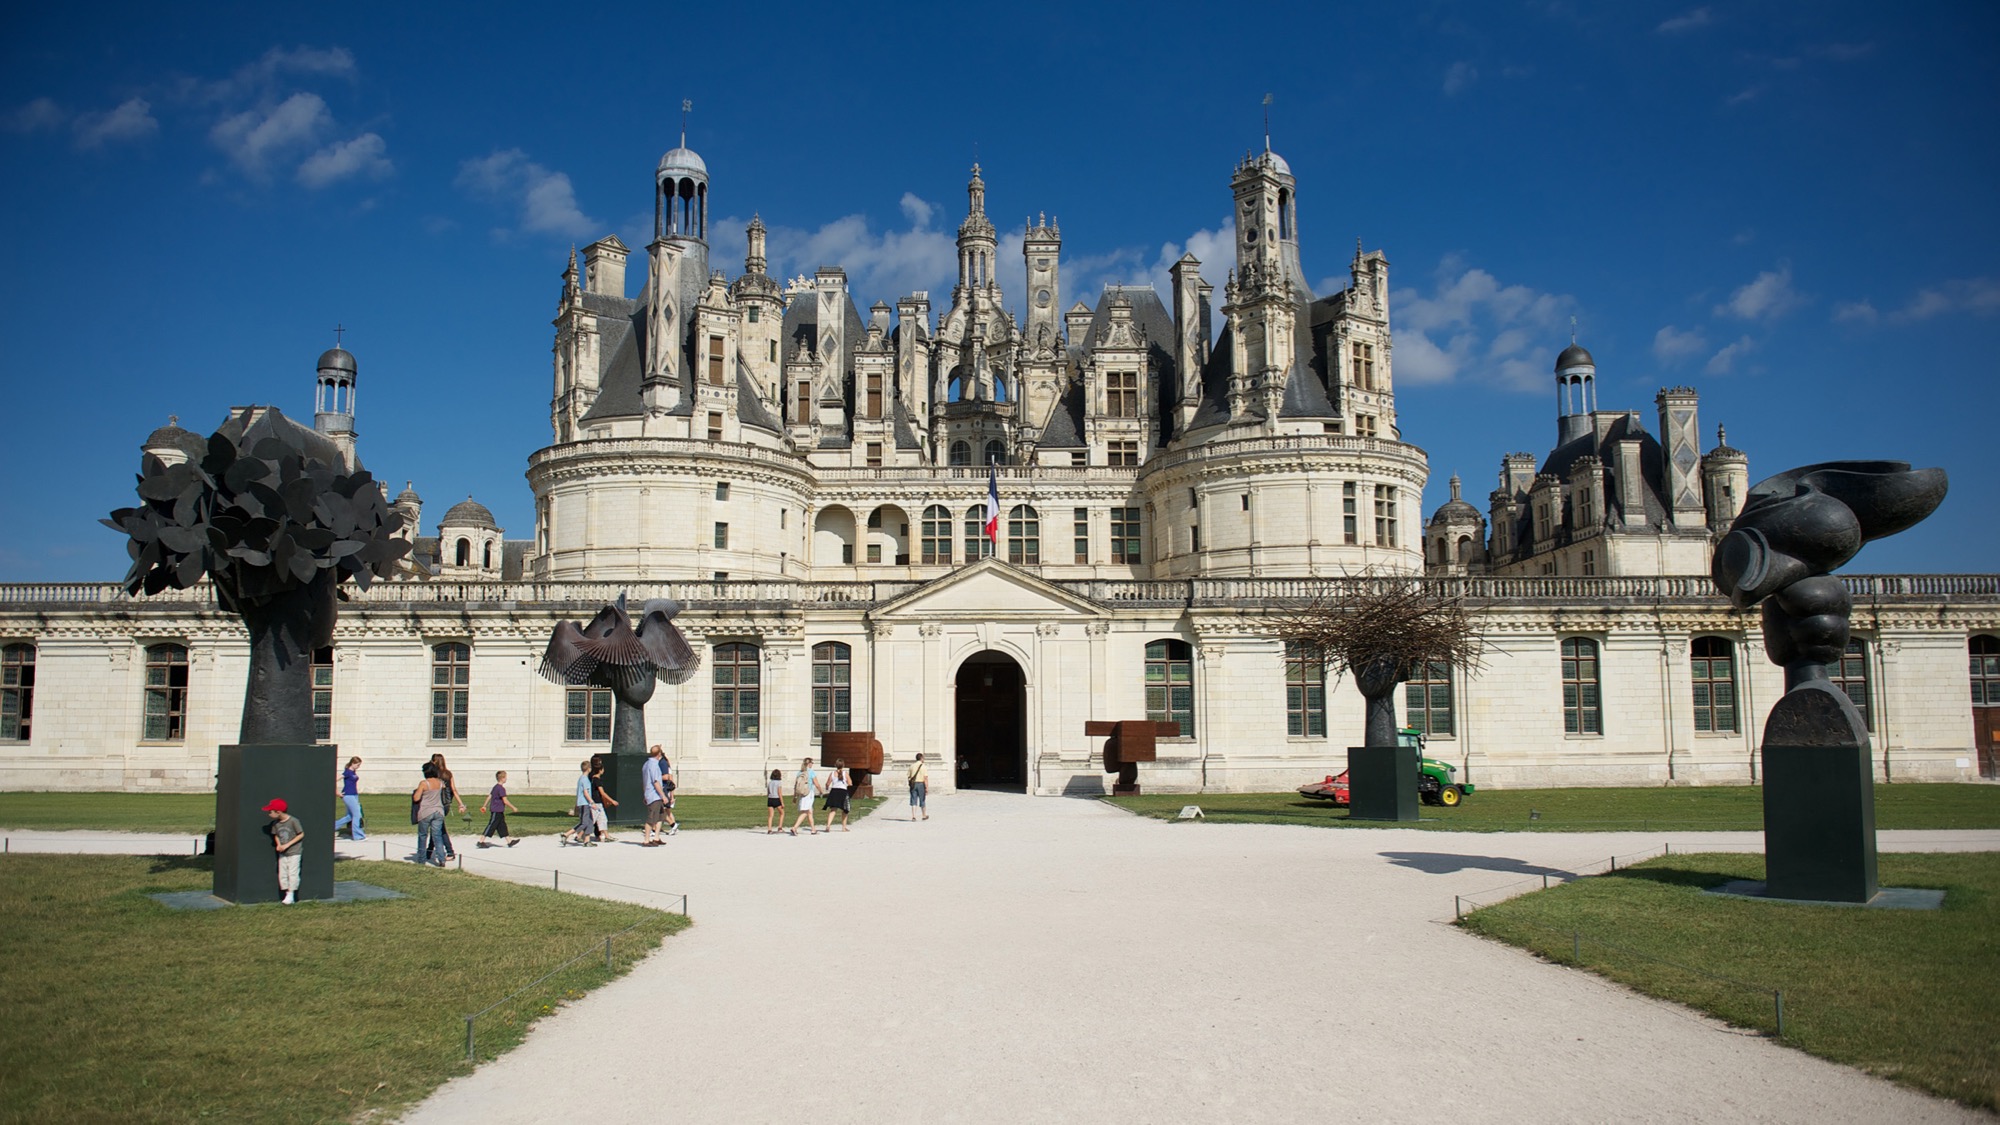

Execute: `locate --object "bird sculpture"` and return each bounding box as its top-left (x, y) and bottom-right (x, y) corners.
top-left (538, 594), bottom-right (700, 758)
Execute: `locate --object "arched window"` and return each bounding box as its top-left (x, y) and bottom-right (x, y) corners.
top-left (1278, 187), bottom-right (1293, 241)
top-left (1691, 637), bottom-right (1738, 734)
top-left (983, 440), bottom-right (1005, 466)
top-left (1833, 638), bottom-right (1873, 732)
top-left (1006, 504), bottom-right (1040, 565)
top-left (811, 641), bottom-right (852, 740)
top-left (311, 647), bottom-right (334, 743)
top-left (431, 642), bottom-right (470, 741)
top-left (455, 538), bottom-right (470, 566)
top-left (2, 642), bottom-right (35, 741)
top-left (1406, 660), bottom-right (1455, 737)
top-left (921, 505), bottom-right (953, 565)
top-left (1561, 637), bottom-right (1601, 735)
top-left (483, 541), bottom-right (494, 569)
top-left (1456, 535), bottom-right (1474, 564)
top-left (143, 643), bottom-right (189, 741)
top-left (963, 506), bottom-right (992, 560)
top-left (949, 441), bottom-right (971, 467)
top-left (712, 643), bottom-right (761, 741)
top-left (993, 375), bottom-right (1009, 403)
top-left (1284, 641), bottom-right (1325, 737)
top-left (1146, 639), bottom-right (1194, 735)
top-left (948, 376), bottom-right (964, 403)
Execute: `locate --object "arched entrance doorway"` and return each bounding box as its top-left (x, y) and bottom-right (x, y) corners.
top-left (955, 651), bottom-right (1026, 791)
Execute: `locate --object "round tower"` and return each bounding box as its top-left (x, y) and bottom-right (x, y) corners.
top-left (1701, 424), bottom-right (1750, 532)
top-left (141, 415), bottom-right (207, 471)
top-left (1425, 474), bottom-right (1489, 574)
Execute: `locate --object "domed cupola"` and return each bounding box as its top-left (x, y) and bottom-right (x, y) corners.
top-left (1701, 424), bottom-right (1751, 530)
top-left (1425, 474), bottom-right (1489, 574)
top-left (141, 415), bottom-right (208, 469)
top-left (654, 109), bottom-right (708, 242)
top-left (437, 496), bottom-right (504, 575)
top-left (1555, 338), bottom-right (1598, 444)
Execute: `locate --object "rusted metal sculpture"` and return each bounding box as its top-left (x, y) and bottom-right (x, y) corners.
top-left (1086, 720), bottom-right (1180, 795)
top-left (1711, 459), bottom-right (1948, 902)
top-left (820, 732), bottom-right (885, 797)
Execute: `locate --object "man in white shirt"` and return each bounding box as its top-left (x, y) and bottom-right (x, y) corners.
top-left (642, 745), bottom-right (669, 846)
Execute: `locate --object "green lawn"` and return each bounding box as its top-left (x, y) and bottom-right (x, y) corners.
top-left (0, 853), bottom-right (688, 1124)
top-left (1459, 852), bottom-right (2000, 1110)
top-left (1107, 783), bottom-right (2000, 832)
top-left (0, 791), bottom-right (884, 835)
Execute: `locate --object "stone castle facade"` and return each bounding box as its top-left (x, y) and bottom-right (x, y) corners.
top-left (3, 137), bottom-right (1996, 794)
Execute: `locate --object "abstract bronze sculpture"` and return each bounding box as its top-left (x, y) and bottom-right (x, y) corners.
top-left (1086, 720), bottom-right (1179, 795)
top-left (1711, 459), bottom-right (1948, 902)
top-left (106, 406), bottom-right (410, 902)
top-left (537, 594), bottom-right (699, 822)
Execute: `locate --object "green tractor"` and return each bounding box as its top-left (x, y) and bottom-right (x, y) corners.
top-left (1402, 727), bottom-right (1474, 808)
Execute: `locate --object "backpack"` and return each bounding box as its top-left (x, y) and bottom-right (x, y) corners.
top-left (792, 772), bottom-right (809, 798)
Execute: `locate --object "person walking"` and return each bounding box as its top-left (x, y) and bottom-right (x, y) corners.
top-left (589, 757), bottom-right (617, 843)
top-left (428, 753), bottom-right (468, 859)
top-left (478, 770), bottom-right (520, 847)
top-left (658, 753), bottom-right (680, 836)
top-left (824, 758), bottom-right (852, 832)
top-left (412, 764), bottom-right (448, 865)
top-left (789, 757), bottom-right (819, 836)
top-left (264, 797), bottom-right (304, 903)
top-left (564, 759), bottom-right (595, 846)
top-left (764, 768), bottom-right (785, 833)
top-left (332, 756), bottom-right (366, 840)
top-left (642, 745), bottom-right (669, 846)
top-left (907, 752), bottom-right (929, 821)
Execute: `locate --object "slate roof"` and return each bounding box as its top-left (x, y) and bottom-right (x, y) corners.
top-left (1035, 383), bottom-right (1086, 448)
top-left (891, 399), bottom-right (921, 450)
top-left (1537, 413), bottom-right (1671, 529)
top-left (734, 361), bottom-right (782, 435)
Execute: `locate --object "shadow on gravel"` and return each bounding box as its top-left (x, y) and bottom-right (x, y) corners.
top-left (1380, 851), bottom-right (1573, 877)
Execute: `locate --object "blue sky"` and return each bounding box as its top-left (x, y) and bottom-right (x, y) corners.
top-left (3, 2), bottom-right (1995, 580)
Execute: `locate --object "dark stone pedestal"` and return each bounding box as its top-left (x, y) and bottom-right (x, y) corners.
top-left (1764, 742), bottom-right (1877, 903)
top-left (596, 752), bottom-right (650, 826)
top-left (1348, 745), bottom-right (1419, 822)
top-left (215, 743), bottom-right (335, 904)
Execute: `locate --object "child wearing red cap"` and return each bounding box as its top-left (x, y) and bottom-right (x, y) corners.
top-left (264, 798), bottom-right (303, 904)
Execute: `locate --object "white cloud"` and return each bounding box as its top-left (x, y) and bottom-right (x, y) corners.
top-left (73, 98), bottom-right (158, 149)
top-left (1443, 61), bottom-right (1478, 96)
top-left (210, 91), bottom-right (331, 178)
top-left (1652, 324), bottom-right (1707, 363)
top-left (1705, 335), bottom-right (1756, 374)
top-left (1890, 278), bottom-right (2000, 323)
top-left (297, 131), bottom-right (391, 188)
top-left (1391, 256), bottom-right (1576, 390)
top-left (1656, 7), bottom-right (1713, 33)
top-left (1724, 85), bottom-right (1765, 107)
top-left (193, 45), bottom-right (357, 104)
top-left (5, 97), bottom-right (66, 132)
top-left (1832, 299), bottom-right (1878, 325)
top-left (1716, 262), bottom-right (1803, 320)
top-left (456, 149), bottom-right (599, 239)
top-left (898, 192), bottom-right (933, 229)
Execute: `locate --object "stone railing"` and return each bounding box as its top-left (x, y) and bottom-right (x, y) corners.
top-left (1138, 432), bottom-right (1427, 476)
top-left (9, 574), bottom-right (1995, 612)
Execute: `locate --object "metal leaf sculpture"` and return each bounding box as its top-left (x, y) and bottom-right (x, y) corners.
top-left (103, 407), bottom-right (411, 744)
top-left (538, 594), bottom-right (700, 756)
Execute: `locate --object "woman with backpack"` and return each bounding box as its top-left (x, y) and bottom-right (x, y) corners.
top-left (789, 756), bottom-right (819, 836)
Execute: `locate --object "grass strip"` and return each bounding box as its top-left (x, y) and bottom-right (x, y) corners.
top-left (0, 792), bottom-right (884, 835)
top-left (1106, 782), bottom-right (2000, 832)
top-left (0, 853), bottom-right (689, 1124)
top-left (1459, 851), bottom-right (2000, 1110)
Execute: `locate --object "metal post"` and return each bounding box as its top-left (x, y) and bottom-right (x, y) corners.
top-left (1542, 873), bottom-right (1549, 889)
top-left (554, 870), bottom-right (560, 892)
top-left (606, 936), bottom-right (614, 971)
top-left (457, 853), bottom-right (463, 871)
top-left (1610, 855), bottom-right (1617, 872)
top-left (381, 841), bottom-right (386, 861)
top-left (1774, 990), bottom-right (1785, 1038)
top-left (1454, 895), bottom-right (1461, 921)
top-left (464, 1016), bottom-right (475, 1061)
top-left (1664, 842), bottom-right (1670, 856)
top-left (1573, 931), bottom-right (1581, 963)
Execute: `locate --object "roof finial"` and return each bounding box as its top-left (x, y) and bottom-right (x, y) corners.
top-left (1717, 424), bottom-right (1727, 446)
top-left (333, 323), bottom-right (346, 348)
top-left (680, 98), bottom-right (691, 148)
top-left (168, 414), bottom-right (178, 427)
top-left (1262, 92), bottom-right (1273, 151)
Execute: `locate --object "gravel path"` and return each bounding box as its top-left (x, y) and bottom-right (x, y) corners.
top-left (8, 805), bottom-right (1994, 1123)
top-left (390, 796), bottom-right (1991, 1124)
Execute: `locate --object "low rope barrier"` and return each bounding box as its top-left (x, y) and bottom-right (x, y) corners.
top-left (459, 914), bottom-right (673, 1061)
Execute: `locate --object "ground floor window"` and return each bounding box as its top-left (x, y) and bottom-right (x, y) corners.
top-left (712, 643), bottom-right (760, 740)
top-left (1691, 636), bottom-right (1738, 733)
top-left (1561, 637), bottom-right (1601, 735)
top-left (566, 687), bottom-right (611, 742)
top-left (1285, 641), bottom-right (1325, 737)
top-left (2, 643), bottom-right (34, 741)
top-left (1405, 660), bottom-right (1454, 737)
top-left (431, 642), bottom-right (470, 741)
top-left (812, 641), bottom-right (851, 739)
top-left (143, 643), bottom-right (189, 741)
top-left (1832, 638), bottom-right (1872, 731)
top-left (1146, 639), bottom-right (1194, 736)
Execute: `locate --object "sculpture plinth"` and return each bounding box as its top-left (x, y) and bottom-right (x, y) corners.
top-left (1086, 720), bottom-right (1178, 795)
top-left (821, 732), bottom-right (885, 797)
top-left (1712, 460), bottom-right (1946, 904)
top-left (214, 744), bottom-right (336, 902)
top-left (1347, 744), bottom-right (1421, 822)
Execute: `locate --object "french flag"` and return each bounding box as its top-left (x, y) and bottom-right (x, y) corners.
top-left (983, 459), bottom-right (1000, 548)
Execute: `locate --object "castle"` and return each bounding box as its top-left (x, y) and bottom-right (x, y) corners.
top-left (3, 137), bottom-right (1994, 793)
